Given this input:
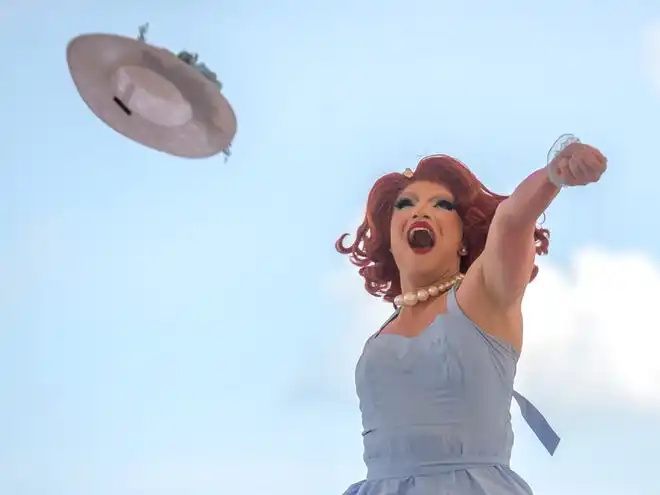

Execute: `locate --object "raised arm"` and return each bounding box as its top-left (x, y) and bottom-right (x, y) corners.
top-left (477, 141), bottom-right (607, 308)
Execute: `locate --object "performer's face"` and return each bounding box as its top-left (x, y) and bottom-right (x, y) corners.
top-left (389, 180), bottom-right (463, 284)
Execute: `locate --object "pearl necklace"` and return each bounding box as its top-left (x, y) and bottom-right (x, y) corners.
top-left (393, 273), bottom-right (465, 307)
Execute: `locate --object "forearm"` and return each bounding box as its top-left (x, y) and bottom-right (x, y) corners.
top-left (479, 141), bottom-right (605, 306)
top-left (498, 166), bottom-right (559, 227)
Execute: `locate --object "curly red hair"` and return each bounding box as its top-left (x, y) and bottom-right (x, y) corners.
top-left (336, 155), bottom-right (550, 302)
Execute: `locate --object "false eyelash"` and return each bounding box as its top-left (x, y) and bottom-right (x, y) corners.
top-left (435, 199), bottom-right (456, 210)
top-left (394, 198), bottom-right (414, 209)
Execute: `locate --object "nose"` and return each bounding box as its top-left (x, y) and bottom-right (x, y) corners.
top-left (412, 212), bottom-right (430, 219)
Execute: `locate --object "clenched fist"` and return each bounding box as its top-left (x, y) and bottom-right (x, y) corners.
top-left (547, 138), bottom-right (607, 187)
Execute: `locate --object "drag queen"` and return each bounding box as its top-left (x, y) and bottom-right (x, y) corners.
top-left (336, 137), bottom-right (607, 494)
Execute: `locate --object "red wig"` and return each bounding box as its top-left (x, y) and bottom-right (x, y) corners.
top-left (336, 155), bottom-right (550, 303)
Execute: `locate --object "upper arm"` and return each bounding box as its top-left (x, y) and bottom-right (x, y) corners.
top-left (474, 199), bottom-right (538, 308)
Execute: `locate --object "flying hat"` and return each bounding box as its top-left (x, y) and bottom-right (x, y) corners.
top-left (66, 24), bottom-right (237, 159)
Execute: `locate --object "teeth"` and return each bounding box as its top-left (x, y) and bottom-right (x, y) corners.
top-left (408, 227), bottom-right (433, 241)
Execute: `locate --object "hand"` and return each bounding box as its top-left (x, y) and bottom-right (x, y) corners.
top-left (547, 142), bottom-right (607, 187)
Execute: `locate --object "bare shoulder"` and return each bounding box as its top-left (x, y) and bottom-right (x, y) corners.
top-left (454, 259), bottom-right (524, 353)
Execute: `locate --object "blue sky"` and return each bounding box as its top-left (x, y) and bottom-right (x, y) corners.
top-left (2, 0), bottom-right (660, 494)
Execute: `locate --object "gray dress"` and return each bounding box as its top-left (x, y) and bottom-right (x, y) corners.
top-left (343, 287), bottom-right (559, 494)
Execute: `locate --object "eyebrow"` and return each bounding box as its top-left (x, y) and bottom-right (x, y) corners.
top-left (398, 192), bottom-right (454, 202)
top-left (431, 195), bottom-right (455, 202)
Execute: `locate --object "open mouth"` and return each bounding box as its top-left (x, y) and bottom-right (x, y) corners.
top-left (407, 221), bottom-right (436, 253)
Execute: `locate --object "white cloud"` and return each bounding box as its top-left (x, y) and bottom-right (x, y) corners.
top-left (643, 21), bottom-right (660, 91)
top-left (321, 247), bottom-right (660, 413)
top-left (519, 248), bottom-right (660, 411)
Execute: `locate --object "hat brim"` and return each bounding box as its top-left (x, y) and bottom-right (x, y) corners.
top-left (67, 33), bottom-right (237, 159)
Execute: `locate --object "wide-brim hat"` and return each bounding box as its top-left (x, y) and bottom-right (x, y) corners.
top-left (67, 32), bottom-right (237, 159)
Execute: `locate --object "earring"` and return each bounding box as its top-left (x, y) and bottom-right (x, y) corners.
top-left (459, 247), bottom-right (468, 256)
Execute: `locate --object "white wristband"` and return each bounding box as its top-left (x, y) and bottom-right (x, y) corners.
top-left (546, 163), bottom-right (565, 188)
top-left (546, 133), bottom-right (580, 189)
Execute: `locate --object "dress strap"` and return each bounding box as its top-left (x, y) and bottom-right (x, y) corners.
top-left (373, 308), bottom-right (401, 337)
top-left (512, 390), bottom-right (560, 455)
top-left (445, 285), bottom-right (464, 315)
top-left (449, 286), bottom-right (560, 455)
